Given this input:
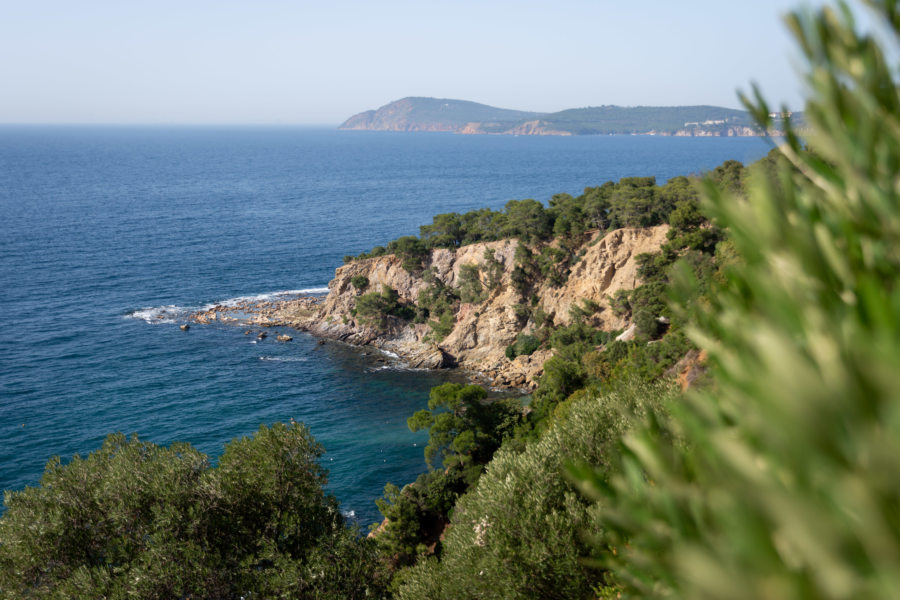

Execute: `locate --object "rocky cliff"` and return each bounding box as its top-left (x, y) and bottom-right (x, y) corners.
top-left (251, 225), bottom-right (669, 389)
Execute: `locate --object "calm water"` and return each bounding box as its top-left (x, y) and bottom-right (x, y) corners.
top-left (0, 126), bottom-right (772, 525)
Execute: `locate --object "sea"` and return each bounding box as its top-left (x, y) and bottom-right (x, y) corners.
top-left (0, 126), bottom-right (773, 526)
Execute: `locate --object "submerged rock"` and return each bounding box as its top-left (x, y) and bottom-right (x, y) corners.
top-left (179, 324), bottom-right (190, 331)
top-left (276, 334), bottom-right (293, 342)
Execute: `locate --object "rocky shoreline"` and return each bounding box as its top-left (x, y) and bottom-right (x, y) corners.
top-left (186, 225), bottom-right (670, 391)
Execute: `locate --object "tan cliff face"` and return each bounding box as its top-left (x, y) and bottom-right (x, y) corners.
top-left (537, 227), bottom-right (670, 331)
top-left (262, 225), bottom-right (669, 389)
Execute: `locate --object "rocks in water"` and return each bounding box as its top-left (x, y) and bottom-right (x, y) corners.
top-left (257, 332), bottom-right (267, 339)
top-left (276, 334), bottom-right (293, 342)
top-left (317, 339), bottom-right (326, 345)
top-left (244, 330), bottom-right (252, 335)
top-left (179, 324), bottom-right (190, 331)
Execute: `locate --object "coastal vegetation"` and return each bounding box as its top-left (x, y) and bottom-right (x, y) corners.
top-left (3, 1), bottom-right (900, 598)
top-left (0, 423), bottom-right (384, 598)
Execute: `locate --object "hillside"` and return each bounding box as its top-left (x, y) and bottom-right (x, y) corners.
top-left (338, 97), bottom-right (539, 133)
top-left (339, 97), bottom-right (786, 136)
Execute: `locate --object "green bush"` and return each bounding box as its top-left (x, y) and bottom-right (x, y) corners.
top-left (374, 469), bottom-right (467, 570)
top-left (387, 236), bottom-right (429, 272)
top-left (505, 332), bottom-right (541, 360)
top-left (355, 284), bottom-right (413, 329)
top-left (482, 247), bottom-right (505, 290)
top-left (407, 383), bottom-right (521, 483)
top-left (457, 263), bottom-right (485, 304)
top-left (397, 380), bottom-right (676, 600)
top-left (350, 274), bottom-right (369, 290)
top-left (0, 424), bottom-right (382, 599)
top-left (576, 3), bottom-right (900, 598)
top-left (428, 311), bottom-right (455, 341)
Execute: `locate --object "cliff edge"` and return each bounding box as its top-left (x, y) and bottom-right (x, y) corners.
top-left (226, 225), bottom-right (669, 389)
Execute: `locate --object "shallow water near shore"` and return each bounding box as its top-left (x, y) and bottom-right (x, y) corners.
top-left (0, 126), bottom-right (771, 525)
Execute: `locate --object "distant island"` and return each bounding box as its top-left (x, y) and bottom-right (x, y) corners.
top-left (339, 97), bottom-right (795, 137)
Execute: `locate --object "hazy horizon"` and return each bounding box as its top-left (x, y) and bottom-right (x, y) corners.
top-left (1, 0), bottom-right (849, 125)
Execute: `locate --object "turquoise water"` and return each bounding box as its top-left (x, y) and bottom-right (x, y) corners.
top-left (0, 126), bottom-right (772, 525)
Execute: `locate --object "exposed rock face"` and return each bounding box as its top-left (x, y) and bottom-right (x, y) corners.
top-left (185, 226), bottom-right (669, 389)
top-left (502, 120), bottom-right (573, 136)
top-left (273, 226), bottom-right (667, 388)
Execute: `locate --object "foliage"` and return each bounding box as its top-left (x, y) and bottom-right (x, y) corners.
top-left (501, 199), bottom-right (553, 242)
top-left (374, 469), bottom-right (467, 569)
top-left (608, 288), bottom-right (632, 317)
top-left (397, 380), bottom-right (677, 600)
top-left (376, 384), bottom-right (524, 580)
top-left (407, 383), bottom-right (522, 483)
top-left (419, 212), bottom-right (465, 248)
top-left (388, 236), bottom-right (429, 272)
top-left (535, 245), bottom-right (572, 287)
top-left (0, 424), bottom-right (382, 599)
top-left (575, 3), bottom-right (900, 598)
top-left (350, 274), bottom-right (369, 291)
top-left (568, 298), bottom-right (601, 324)
top-left (355, 284), bottom-right (413, 330)
top-left (505, 332), bottom-right (541, 360)
top-left (481, 248), bottom-right (505, 290)
top-left (428, 311), bottom-right (455, 342)
top-left (415, 274), bottom-right (459, 340)
top-left (457, 263), bottom-right (486, 304)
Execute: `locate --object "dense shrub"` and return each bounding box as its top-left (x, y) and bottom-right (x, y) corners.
top-left (577, 3), bottom-right (900, 598)
top-left (0, 424), bottom-right (382, 599)
top-left (505, 333), bottom-right (540, 360)
top-left (355, 284), bottom-right (413, 329)
top-left (457, 263), bottom-right (485, 304)
top-left (387, 236), bottom-right (429, 272)
top-left (350, 274), bottom-right (369, 290)
top-left (397, 380), bottom-right (676, 600)
top-left (407, 383), bottom-right (522, 483)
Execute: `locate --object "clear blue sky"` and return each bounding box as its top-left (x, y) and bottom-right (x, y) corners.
top-left (0, 0), bottom-right (843, 124)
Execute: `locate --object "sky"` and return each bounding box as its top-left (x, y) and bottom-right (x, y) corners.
top-left (0, 0), bottom-right (852, 125)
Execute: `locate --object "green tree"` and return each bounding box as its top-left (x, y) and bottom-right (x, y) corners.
top-left (407, 383), bottom-right (521, 484)
top-left (398, 381), bottom-right (676, 600)
top-left (577, 2), bottom-right (900, 598)
top-left (387, 235), bottom-right (429, 272)
top-left (582, 181), bottom-right (615, 230)
top-left (457, 263), bottom-right (485, 304)
top-left (0, 423), bottom-right (382, 599)
top-left (355, 284), bottom-right (411, 329)
top-left (420, 212), bottom-right (464, 248)
top-left (350, 274), bottom-right (369, 291)
top-left (502, 199), bottom-right (552, 242)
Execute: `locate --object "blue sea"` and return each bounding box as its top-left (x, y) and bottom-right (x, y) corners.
top-left (0, 126), bottom-right (773, 526)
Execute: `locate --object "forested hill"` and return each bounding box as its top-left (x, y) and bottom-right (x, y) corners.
top-left (338, 97), bottom-right (540, 132)
top-left (338, 97), bottom-right (791, 136)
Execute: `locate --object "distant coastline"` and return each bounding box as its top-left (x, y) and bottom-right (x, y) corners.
top-left (339, 96), bottom-right (796, 137)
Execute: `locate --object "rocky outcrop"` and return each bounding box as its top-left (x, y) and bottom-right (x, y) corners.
top-left (186, 226), bottom-right (668, 389)
top-left (502, 120), bottom-right (573, 136)
top-left (288, 226), bottom-right (668, 387)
